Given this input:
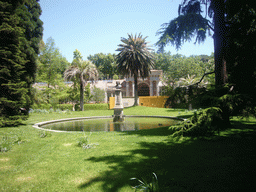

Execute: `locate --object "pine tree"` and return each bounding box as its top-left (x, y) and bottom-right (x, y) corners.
top-left (0, 0), bottom-right (43, 127)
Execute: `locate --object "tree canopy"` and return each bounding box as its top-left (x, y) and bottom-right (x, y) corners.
top-left (64, 51), bottom-right (98, 111)
top-left (155, 0), bottom-right (256, 130)
top-left (88, 53), bottom-right (117, 80)
top-left (116, 33), bottom-right (154, 106)
top-left (0, 0), bottom-right (43, 126)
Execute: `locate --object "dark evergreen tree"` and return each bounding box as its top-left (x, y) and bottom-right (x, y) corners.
top-left (17, 0), bottom-right (43, 114)
top-left (0, 0), bottom-right (43, 127)
top-left (156, 0), bottom-right (256, 129)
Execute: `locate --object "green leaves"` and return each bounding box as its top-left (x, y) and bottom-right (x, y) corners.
top-left (64, 51), bottom-right (98, 111)
top-left (88, 53), bottom-right (117, 79)
top-left (130, 172), bottom-right (159, 192)
top-left (169, 107), bottom-right (223, 137)
top-left (155, 0), bottom-right (214, 53)
top-left (116, 33), bottom-right (155, 79)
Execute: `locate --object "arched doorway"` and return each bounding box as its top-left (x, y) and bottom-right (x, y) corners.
top-left (138, 83), bottom-right (149, 96)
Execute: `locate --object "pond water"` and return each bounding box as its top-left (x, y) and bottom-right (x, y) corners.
top-left (41, 117), bottom-right (179, 132)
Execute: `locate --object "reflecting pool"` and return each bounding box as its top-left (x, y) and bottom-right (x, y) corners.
top-left (40, 117), bottom-right (179, 132)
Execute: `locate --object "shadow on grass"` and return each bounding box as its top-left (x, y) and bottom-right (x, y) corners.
top-left (121, 126), bottom-right (172, 137)
top-left (78, 120), bottom-right (256, 192)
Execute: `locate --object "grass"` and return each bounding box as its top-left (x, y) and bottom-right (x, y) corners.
top-left (0, 106), bottom-right (255, 191)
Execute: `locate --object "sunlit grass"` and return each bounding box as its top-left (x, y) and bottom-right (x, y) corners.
top-left (0, 106), bottom-right (255, 191)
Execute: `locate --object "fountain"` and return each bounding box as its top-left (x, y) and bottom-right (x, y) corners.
top-left (113, 81), bottom-right (124, 122)
top-left (33, 81), bottom-right (183, 132)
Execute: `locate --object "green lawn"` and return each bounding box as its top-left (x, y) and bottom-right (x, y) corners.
top-left (0, 106), bottom-right (255, 191)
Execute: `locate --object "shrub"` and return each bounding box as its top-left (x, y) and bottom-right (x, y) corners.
top-left (31, 103), bottom-right (108, 111)
top-left (169, 107), bottom-right (223, 137)
top-left (83, 103), bottom-right (108, 110)
top-left (91, 87), bottom-right (105, 103)
top-left (57, 104), bottom-right (73, 111)
top-left (0, 115), bottom-right (26, 127)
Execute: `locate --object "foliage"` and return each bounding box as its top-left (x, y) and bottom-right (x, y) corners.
top-left (0, 135), bottom-right (22, 152)
top-left (77, 132), bottom-right (98, 149)
top-left (157, 0), bottom-right (256, 123)
top-left (30, 103), bottom-right (108, 111)
top-left (154, 52), bottom-right (214, 85)
top-left (73, 49), bottom-right (83, 60)
top-left (0, 0), bottom-right (42, 126)
top-left (113, 74), bottom-right (119, 80)
top-left (169, 107), bottom-right (224, 137)
top-left (116, 33), bottom-right (155, 106)
top-left (84, 83), bottom-right (93, 103)
top-left (176, 74), bottom-right (208, 88)
top-left (83, 103), bottom-right (109, 110)
top-left (64, 51), bottom-right (98, 111)
top-left (36, 37), bottom-right (70, 86)
top-left (32, 82), bottom-right (70, 109)
top-left (39, 130), bottom-right (52, 138)
top-left (77, 136), bottom-right (88, 147)
top-left (88, 53), bottom-right (118, 80)
top-left (156, 9), bottom-right (209, 52)
top-left (162, 85), bottom-right (206, 109)
top-left (0, 116), bottom-right (26, 127)
top-left (194, 84), bottom-right (256, 119)
top-left (224, 1), bottom-right (256, 116)
top-left (130, 172), bottom-right (159, 192)
top-left (91, 87), bottom-right (105, 103)
top-left (35, 37), bottom-right (70, 109)
top-left (29, 108), bottom-right (71, 115)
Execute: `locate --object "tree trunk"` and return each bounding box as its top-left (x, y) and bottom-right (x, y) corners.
top-left (212, 0), bottom-right (228, 87)
top-left (133, 74), bottom-right (139, 106)
top-left (80, 80), bottom-right (84, 111)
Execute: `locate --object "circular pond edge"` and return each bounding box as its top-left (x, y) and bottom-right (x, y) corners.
top-left (33, 115), bottom-right (185, 133)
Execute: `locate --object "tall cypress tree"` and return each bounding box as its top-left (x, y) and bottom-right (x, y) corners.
top-left (0, 0), bottom-right (43, 127)
top-left (17, 0), bottom-right (43, 114)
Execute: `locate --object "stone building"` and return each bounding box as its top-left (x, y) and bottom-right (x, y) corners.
top-left (33, 70), bottom-right (165, 106)
top-left (99, 70), bottom-right (165, 102)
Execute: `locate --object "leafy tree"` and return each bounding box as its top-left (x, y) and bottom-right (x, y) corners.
top-left (177, 74), bottom-right (208, 88)
top-left (156, 0), bottom-right (256, 127)
top-left (224, 1), bottom-right (256, 115)
top-left (64, 51), bottom-right (98, 111)
top-left (36, 37), bottom-right (70, 105)
top-left (88, 53), bottom-right (117, 80)
top-left (66, 84), bottom-right (79, 111)
top-left (84, 83), bottom-right (93, 104)
top-left (116, 33), bottom-right (155, 106)
top-left (73, 49), bottom-right (83, 60)
top-left (37, 37), bottom-right (70, 84)
top-left (154, 52), bottom-right (214, 86)
top-left (91, 87), bottom-right (105, 103)
top-left (156, 0), bottom-right (226, 86)
top-left (0, 0), bottom-right (43, 126)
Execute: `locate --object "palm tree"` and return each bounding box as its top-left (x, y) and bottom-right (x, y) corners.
top-left (64, 59), bottom-right (98, 111)
top-left (116, 33), bottom-right (154, 106)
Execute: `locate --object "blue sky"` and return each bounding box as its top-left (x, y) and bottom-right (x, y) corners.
top-left (39, 0), bottom-right (214, 63)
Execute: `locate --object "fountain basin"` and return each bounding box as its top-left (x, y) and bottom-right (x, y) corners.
top-left (33, 116), bottom-right (183, 132)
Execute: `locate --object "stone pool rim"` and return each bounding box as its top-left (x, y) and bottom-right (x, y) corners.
top-left (33, 115), bottom-right (185, 133)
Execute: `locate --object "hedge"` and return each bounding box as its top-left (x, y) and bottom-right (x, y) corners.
top-left (31, 103), bottom-right (109, 111)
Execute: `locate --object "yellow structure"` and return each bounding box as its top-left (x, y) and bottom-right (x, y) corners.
top-left (139, 96), bottom-right (168, 108)
top-left (109, 97), bottom-right (115, 109)
top-left (109, 96), bottom-right (168, 109)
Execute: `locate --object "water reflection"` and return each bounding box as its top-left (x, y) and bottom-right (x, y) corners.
top-left (41, 117), bottom-right (178, 132)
